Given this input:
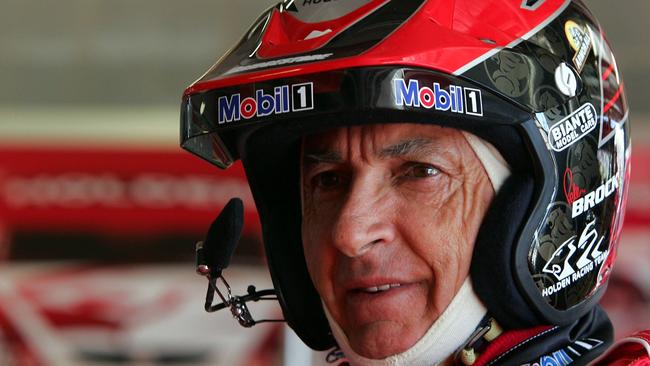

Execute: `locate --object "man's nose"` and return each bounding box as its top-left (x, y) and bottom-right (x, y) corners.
top-left (330, 178), bottom-right (395, 258)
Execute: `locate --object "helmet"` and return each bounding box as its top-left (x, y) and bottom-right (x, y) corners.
top-left (180, 0), bottom-right (630, 350)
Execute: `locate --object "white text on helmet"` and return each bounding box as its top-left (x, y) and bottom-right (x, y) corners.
top-left (548, 103), bottom-right (597, 151)
top-left (217, 82), bottom-right (314, 124)
top-left (394, 79), bottom-right (483, 116)
top-left (541, 219), bottom-right (609, 297)
top-left (571, 173), bottom-right (619, 218)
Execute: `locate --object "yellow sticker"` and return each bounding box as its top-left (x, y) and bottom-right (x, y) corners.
top-left (565, 20), bottom-right (592, 72)
top-left (564, 20), bottom-right (584, 51)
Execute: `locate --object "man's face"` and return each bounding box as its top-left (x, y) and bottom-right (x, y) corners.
top-left (301, 124), bottom-right (494, 358)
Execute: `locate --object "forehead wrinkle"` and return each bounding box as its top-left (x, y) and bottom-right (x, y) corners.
top-left (303, 150), bottom-right (343, 165)
top-left (378, 138), bottom-right (440, 159)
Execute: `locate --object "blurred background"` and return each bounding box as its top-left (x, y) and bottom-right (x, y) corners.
top-left (0, 1), bottom-right (648, 365)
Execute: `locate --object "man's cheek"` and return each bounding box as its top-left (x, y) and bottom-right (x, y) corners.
top-left (303, 246), bottom-right (324, 292)
top-left (302, 233), bottom-right (331, 284)
top-left (463, 178), bottom-right (493, 228)
top-left (302, 228), bottom-right (321, 275)
top-left (422, 188), bottom-right (464, 227)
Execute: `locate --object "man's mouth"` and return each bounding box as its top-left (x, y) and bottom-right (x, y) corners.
top-left (359, 283), bottom-right (402, 293)
top-left (343, 281), bottom-right (423, 325)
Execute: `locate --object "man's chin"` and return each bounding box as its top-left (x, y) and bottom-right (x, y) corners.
top-left (338, 282), bottom-right (432, 358)
top-left (347, 321), bottom-right (426, 359)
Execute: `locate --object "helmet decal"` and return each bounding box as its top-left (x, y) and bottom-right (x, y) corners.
top-left (564, 20), bottom-right (593, 72)
top-left (539, 218), bottom-right (608, 296)
top-left (570, 173), bottom-right (619, 219)
top-left (484, 52), bottom-right (533, 99)
top-left (216, 82), bottom-right (314, 124)
top-left (547, 103), bottom-right (597, 152)
top-left (393, 79), bottom-right (484, 117)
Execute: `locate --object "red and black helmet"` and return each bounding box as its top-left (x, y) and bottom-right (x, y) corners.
top-left (180, 0), bottom-right (630, 350)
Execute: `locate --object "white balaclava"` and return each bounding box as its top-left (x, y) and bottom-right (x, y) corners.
top-left (322, 132), bottom-right (511, 366)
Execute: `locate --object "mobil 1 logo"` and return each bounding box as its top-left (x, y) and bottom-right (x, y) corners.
top-left (464, 88), bottom-right (483, 116)
top-left (217, 82), bottom-right (314, 124)
top-left (292, 82), bottom-right (314, 112)
top-left (394, 79), bottom-right (483, 116)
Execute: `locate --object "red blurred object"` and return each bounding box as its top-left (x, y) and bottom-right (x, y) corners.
top-left (0, 305), bottom-right (41, 366)
top-left (593, 330), bottom-right (650, 365)
top-left (0, 146), bottom-right (259, 238)
top-left (625, 147), bottom-right (650, 229)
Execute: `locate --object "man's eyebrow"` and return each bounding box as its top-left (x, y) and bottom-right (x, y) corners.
top-left (302, 138), bottom-right (439, 163)
top-left (379, 138), bottom-right (438, 159)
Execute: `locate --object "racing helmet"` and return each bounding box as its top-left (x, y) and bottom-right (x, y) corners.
top-left (180, 0), bottom-right (630, 350)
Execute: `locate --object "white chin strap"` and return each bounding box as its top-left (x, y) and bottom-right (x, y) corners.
top-left (322, 133), bottom-right (511, 366)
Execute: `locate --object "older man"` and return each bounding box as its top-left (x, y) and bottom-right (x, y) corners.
top-left (301, 124), bottom-right (495, 361)
top-left (181, 0), bottom-right (643, 365)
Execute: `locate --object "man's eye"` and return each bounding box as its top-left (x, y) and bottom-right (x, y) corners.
top-left (313, 171), bottom-right (342, 189)
top-left (405, 164), bottom-right (439, 178)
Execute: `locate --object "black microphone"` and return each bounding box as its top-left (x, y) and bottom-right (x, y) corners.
top-left (196, 197), bottom-right (244, 277)
top-left (194, 198), bottom-right (283, 326)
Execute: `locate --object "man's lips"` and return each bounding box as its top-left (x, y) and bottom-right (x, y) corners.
top-left (357, 283), bottom-right (402, 293)
top-left (342, 277), bottom-right (424, 296)
top-left (342, 280), bottom-right (424, 325)
top-left (343, 277), bottom-right (413, 293)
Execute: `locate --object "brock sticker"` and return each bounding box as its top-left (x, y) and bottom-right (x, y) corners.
top-left (548, 103), bottom-right (597, 152)
top-left (541, 219), bottom-right (609, 297)
top-left (572, 173), bottom-right (619, 218)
